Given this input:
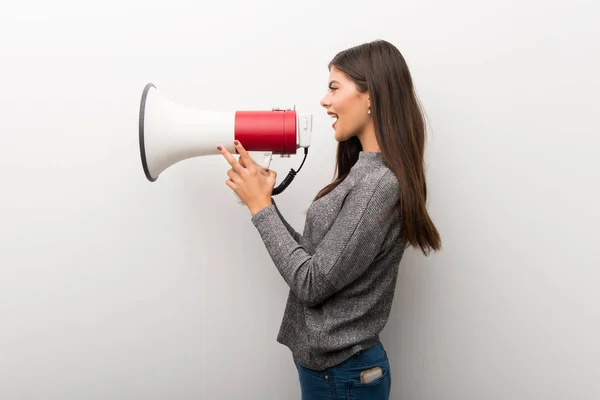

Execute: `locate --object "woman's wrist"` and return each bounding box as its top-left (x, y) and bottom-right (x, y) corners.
top-left (249, 198), bottom-right (273, 216)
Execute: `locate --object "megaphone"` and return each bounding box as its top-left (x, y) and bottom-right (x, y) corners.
top-left (138, 83), bottom-right (313, 195)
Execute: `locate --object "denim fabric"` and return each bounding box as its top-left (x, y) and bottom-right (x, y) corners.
top-left (295, 343), bottom-right (391, 400)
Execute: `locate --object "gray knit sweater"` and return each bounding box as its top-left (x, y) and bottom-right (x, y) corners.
top-left (251, 151), bottom-right (405, 371)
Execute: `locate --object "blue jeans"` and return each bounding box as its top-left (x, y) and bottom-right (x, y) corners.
top-left (295, 343), bottom-right (391, 400)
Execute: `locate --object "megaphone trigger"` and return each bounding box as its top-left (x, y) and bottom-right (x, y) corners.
top-left (246, 151), bottom-right (273, 170)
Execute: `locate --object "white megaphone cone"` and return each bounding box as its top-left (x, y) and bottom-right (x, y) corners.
top-left (138, 83), bottom-right (313, 200)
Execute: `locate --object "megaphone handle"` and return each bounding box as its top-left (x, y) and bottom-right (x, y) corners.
top-left (228, 152), bottom-right (272, 206)
top-left (247, 151), bottom-right (273, 169)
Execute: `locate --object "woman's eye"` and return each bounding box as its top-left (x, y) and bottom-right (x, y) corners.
top-left (329, 87), bottom-right (337, 92)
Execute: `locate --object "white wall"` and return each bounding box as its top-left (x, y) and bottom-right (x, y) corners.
top-left (1, 0), bottom-right (598, 398)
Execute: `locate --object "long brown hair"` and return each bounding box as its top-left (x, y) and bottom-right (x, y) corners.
top-left (314, 40), bottom-right (441, 256)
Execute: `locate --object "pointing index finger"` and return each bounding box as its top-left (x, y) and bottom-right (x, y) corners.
top-left (234, 140), bottom-right (255, 169)
top-left (217, 144), bottom-right (243, 172)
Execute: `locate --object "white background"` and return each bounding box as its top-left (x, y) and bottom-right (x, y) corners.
top-left (1, 0), bottom-right (599, 398)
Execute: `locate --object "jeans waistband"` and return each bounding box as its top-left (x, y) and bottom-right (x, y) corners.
top-left (336, 342), bottom-right (387, 368)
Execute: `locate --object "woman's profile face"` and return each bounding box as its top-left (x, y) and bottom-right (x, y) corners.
top-left (320, 66), bottom-right (371, 143)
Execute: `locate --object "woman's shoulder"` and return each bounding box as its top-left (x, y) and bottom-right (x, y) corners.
top-left (350, 165), bottom-right (399, 196)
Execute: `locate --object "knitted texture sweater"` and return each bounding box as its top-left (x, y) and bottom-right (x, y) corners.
top-left (251, 151), bottom-right (405, 371)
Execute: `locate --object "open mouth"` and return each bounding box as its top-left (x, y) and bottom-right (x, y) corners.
top-left (329, 112), bottom-right (338, 128)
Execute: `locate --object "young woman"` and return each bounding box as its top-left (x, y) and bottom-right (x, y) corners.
top-left (217, 39), bottom-right (441, 400)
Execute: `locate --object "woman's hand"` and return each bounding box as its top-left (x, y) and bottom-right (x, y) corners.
top-left (217, 140), bottom-right (276, 216)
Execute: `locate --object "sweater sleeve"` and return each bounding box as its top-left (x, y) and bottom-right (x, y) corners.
top-left (251, 171), bottom-right (400, 307)
top-left (270, 197), bottom-right (303, 243)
